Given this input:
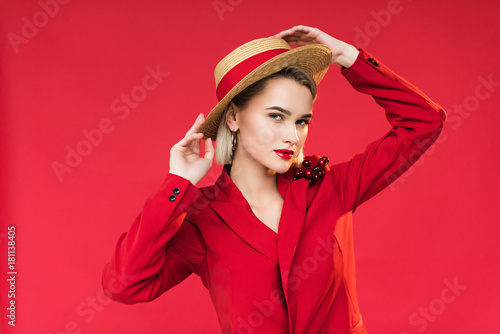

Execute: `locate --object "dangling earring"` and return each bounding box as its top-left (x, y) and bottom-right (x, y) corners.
top-left (231, 131), bottom-right (237, 152)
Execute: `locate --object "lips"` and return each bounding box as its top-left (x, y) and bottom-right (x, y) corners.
top-left (274, 149), bottom-right (294, 160)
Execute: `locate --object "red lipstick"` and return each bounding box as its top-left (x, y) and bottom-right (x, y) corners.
top-left (274, 149), bottom-right (293, 160)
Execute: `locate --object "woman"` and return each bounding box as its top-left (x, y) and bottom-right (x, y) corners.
top-left (102, 25), bottom-right (446, 333)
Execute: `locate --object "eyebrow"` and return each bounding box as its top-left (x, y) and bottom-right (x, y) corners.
top-left (265, 106), bottom-right (313, 119)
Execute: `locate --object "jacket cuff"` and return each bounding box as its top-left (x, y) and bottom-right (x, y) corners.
top-left (341, 48), bottom-right (383, 75)
top-left (145, 173), bottom-right (202, 219)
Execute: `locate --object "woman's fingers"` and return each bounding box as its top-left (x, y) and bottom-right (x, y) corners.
top-left (275, 25), bottom-right (308, 37)
top-left (173, 113), bottom-right (214, 158)
top-left (274, 25), bottom-right (321, 47)
top-left (185, 113), bottom-right (205, 137)
top-left (173, 132), bottom-right (203, 150)
top-left (178, 113), bottom-right (206, 154)
top-left (204, 138), bottom-right (215, 161)
top-left (274, 28), bottom-right (293, 39)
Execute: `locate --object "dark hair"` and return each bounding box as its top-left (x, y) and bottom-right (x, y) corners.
top-left (231, 66), bottom-right (318, 110)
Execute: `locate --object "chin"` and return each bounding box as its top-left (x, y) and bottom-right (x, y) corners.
top-left (266, 161), bottom-right (293, 174)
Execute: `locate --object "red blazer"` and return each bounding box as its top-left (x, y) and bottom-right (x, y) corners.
top-left (102, 49), bottom-right (446, 334)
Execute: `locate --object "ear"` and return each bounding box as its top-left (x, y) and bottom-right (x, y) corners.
top-left (225, 102), bottom-right (239, 132)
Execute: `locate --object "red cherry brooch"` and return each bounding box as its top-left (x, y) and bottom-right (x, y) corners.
top-left (293, 155), bottom-right (330, 182)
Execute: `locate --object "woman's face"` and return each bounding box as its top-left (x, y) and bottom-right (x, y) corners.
top-left (229, 77), bottom-right (314, 174)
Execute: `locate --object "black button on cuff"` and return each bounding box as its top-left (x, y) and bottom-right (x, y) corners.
top-left (173, 188), bottom-right (181, 195)
top-left (368, 57), bottom-right (379, 67)
top-left (169, 195), bottom-right (176, 202)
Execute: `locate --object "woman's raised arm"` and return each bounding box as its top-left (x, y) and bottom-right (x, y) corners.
top-left (277, 25), bottom-right (446, 211)
top-left (102, 115), bottom-right (211, 303)
top-left (274, 25), bottom-right (359, 68)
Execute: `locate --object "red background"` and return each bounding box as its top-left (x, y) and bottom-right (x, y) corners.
top-left (1, 0), bottom-right (499, 333)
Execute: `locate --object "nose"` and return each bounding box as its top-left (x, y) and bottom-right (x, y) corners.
top-left (282, 123), bottom-right (299, 145)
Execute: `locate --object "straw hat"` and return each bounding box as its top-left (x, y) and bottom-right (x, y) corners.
top-left (200, 37), bottom-right (333, 140)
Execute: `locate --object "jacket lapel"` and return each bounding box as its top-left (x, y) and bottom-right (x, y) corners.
top-left (276, 174), bottom-right (309, 291)
top-left (206, 167), bottom-right (310, 275)
top-left (208, 168), bottom-right (279, 263)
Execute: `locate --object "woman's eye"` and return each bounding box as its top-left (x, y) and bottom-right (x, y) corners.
top-left (269, 113), bottom-right (309, 126)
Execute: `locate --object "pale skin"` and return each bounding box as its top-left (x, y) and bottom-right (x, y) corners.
top-left (170, 25), bottom-right (360, 233)
top-left (225, 78), bottom-right (313, 233)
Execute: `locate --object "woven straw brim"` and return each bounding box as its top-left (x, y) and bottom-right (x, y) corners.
top-left (200, 44), bottom-right (332, 140)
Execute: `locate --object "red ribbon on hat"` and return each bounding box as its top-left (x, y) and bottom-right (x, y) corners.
top-left (216, 48), bottom-right (289, 101)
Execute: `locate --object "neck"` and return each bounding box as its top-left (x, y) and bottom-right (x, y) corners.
top-left (230, 150), bottom-right (279, 205)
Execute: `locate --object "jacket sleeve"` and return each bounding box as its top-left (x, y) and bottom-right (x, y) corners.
top-left (329, 49), bottom-right (447, 212)
top-left (101, 173), bottom-right (207, 304)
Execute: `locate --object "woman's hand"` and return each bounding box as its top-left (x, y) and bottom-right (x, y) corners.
top-left (274, 25), bottom-right (360, 68)
top-left (169, 113), bottom-right (214, 185)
